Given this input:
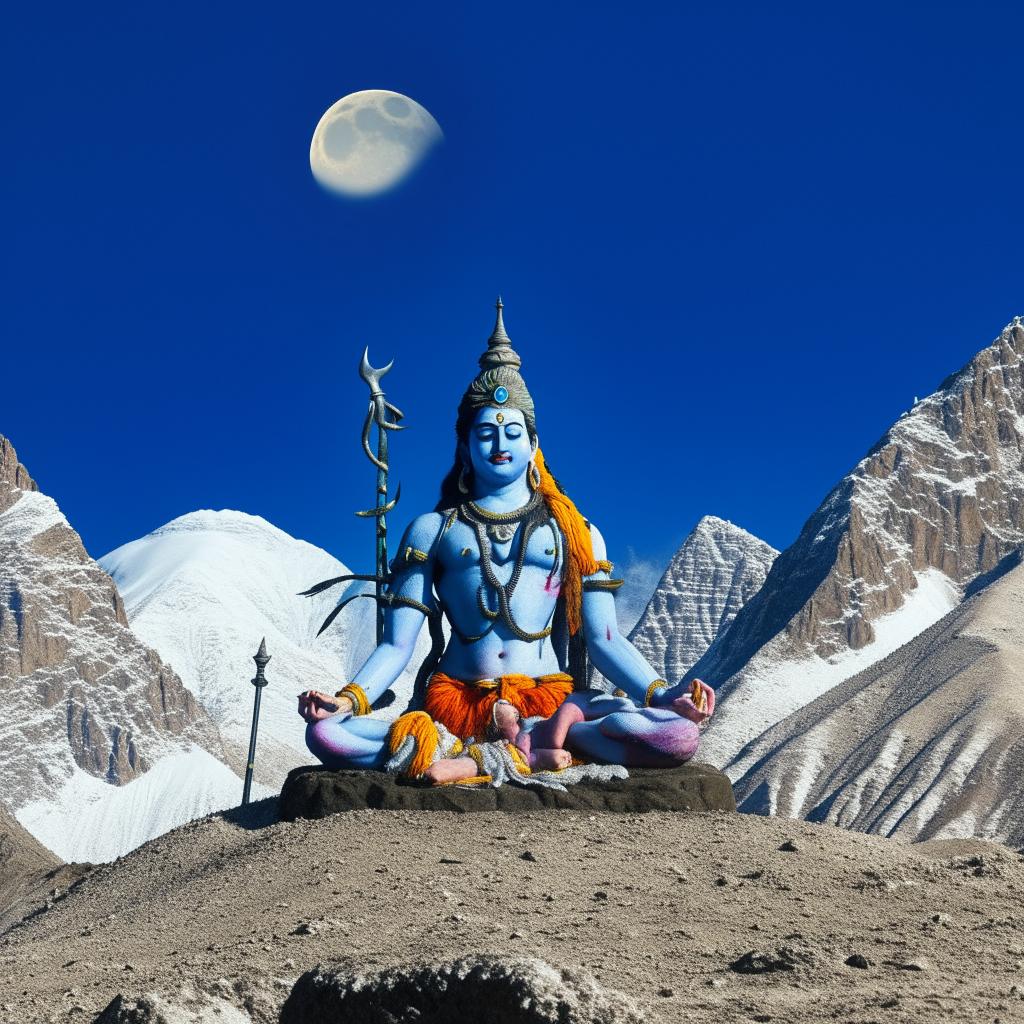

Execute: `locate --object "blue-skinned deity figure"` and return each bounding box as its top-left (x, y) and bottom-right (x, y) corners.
top-left (298, 300), bottom-right (714, 788)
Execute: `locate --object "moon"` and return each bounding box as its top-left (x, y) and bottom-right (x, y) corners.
top-left (309, 90), bottom-right (443, 198)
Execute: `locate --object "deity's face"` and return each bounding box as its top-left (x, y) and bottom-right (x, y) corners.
top-left (461, 406), bottom-right (535, 494)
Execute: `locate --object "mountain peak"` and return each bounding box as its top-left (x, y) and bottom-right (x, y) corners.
top-left (628, 517), bottom-right (778, 683)
top-left (0, 433), bottom-right (229, 862)
top-left (0, 434), bottom-right (39, 514)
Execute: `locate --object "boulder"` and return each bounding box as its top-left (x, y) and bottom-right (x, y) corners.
top-left (280, 761), bottom-right (735, 820)
top-left (280, 956), bottom-right (642, 1024)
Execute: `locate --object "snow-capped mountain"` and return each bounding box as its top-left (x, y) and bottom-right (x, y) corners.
top-left (691, 318), bottom-right (1024, 767)
top-left (100, 510), bottom-right (432, 787)
top-left (628, 516), bottom-right (778, 683)
top-left (0, 435), bottom-right (248, 864)
top-left (730, 550), bottom-right (1024, 846)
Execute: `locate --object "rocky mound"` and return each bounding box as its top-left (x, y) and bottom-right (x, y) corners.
top-left (0, 807), bottom-right (92, 936)
top-left (280, 957), bottom-right (641, 1024)
top-left (280, 763), bottom-right (736, 819)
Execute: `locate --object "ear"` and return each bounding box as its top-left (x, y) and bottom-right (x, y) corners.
top-left (530, 435), bottom-right (539, 453)
top-left (458, 441), bottom-right (470, 468)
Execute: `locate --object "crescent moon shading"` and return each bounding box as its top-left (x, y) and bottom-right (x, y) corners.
top-left (309, 89), bottom-right (443, 198)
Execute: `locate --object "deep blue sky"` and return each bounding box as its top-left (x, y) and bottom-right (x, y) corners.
top-left (3, 3), bottom-right (1022, 577)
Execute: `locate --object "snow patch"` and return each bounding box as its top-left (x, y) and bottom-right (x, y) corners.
top-left (14, 746), bottom-right (267, 863)
top-left (100, 509), bottom-right (433, 785)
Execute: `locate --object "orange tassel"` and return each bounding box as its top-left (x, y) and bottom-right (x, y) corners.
top-left (388, 710), bottom-right (439, 778)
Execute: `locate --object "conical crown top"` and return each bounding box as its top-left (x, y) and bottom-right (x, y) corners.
top-left (478, 297), bottom-right (522, 371)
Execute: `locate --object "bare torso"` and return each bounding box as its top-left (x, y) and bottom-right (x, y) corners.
top-left (426, 510), bottom-right (565, 679)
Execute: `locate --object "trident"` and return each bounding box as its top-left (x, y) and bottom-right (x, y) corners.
top-left (299, 350), bottom-right (406, 645)
top-left (355, 349), bottom-right (406, 644)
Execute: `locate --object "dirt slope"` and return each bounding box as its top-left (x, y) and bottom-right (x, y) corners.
top-left (1, 799), bottom-right (1023, 1022)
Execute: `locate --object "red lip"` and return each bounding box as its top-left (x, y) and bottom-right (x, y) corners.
top-left (489, 453), bottom-right (512, 464)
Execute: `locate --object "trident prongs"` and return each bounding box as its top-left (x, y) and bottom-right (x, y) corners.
top-left (359, 347), bottom-right (393, 396)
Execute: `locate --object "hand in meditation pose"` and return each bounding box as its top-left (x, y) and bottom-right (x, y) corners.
top-left (298, 301), bottom-right (715, 787)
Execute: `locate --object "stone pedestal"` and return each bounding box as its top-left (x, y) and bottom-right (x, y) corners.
top-left (280, 761), bottom-right (735, 819)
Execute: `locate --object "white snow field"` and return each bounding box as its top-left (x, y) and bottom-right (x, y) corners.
top-left (100, 510), bottom-right (432, 787)
top-left (15, 746), bottom-right (269, 863)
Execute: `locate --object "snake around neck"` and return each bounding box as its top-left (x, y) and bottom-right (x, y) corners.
top-left (450, 490), bottom-right (559, 644)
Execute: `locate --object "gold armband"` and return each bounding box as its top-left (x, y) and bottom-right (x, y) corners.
top-left (393, 545), bottom-right (429, 571)
top-left (645, 679), bottom-right (668, 707)
top-left (335, 683), bottom-right (371, 716)
top-left (583, 578), bottom-right (624, 592)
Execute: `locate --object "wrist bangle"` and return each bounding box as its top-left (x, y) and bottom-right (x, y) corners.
top-left (335, 683), bottom-right (371, 716)
top-left (645, 679), bottom-right (668, 708)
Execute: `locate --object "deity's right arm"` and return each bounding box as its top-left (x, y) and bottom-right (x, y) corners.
top-left (345, 512), bottom-right (443, 706)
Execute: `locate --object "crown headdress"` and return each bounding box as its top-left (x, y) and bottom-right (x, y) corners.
top-left (459, 297), bottom-right (536, 432)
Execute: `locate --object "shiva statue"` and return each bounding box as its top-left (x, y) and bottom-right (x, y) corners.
top-left (298, 301), bottom-right (714, 788)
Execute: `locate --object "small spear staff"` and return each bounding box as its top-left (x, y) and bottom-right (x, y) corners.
top-left (241, 637), bottom-right (269, 806)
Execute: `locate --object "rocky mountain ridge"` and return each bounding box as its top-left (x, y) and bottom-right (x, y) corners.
top-left (692, 318), bottom-right (1024, 766)
top-left (0, 435), bottom-right (242, 862)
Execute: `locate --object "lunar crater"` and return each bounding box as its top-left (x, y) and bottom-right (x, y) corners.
top-left (310, 89), bottom-right (442, 198)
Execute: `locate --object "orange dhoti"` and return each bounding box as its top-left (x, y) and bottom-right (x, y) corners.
top-left (423, 671), bottom-right (574, 742)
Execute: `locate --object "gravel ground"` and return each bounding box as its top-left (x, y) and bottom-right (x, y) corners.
top-left (2, 798), bottom-right (1024, 1023)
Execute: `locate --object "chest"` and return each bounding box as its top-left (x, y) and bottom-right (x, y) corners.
top-left (437, 516), bottom-right (562, 577)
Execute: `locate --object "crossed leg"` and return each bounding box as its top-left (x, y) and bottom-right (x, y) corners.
top-left (562, 707), bottom-right (700, 768)
top-left (305, 715), bottom-right (392, 770)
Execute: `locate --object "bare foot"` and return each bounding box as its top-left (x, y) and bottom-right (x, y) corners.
top-left (529, 748), bottom-right (573, 771)
top-left (423, 756), bottom-right (480, 785)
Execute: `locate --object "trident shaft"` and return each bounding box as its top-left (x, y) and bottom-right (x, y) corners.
top-left (355, 349), bottom-right (405, 644)
top-left (298, 351), bottom-right (407, 646)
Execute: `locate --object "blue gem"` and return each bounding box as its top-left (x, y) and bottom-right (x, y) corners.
top-left (493, 386), bottom-right (509, 404)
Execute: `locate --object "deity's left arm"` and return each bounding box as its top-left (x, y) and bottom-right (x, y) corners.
top-left (580, 523), bottom-right (665, 705)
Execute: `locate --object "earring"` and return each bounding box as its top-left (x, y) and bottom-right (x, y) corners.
top-left (528, 460), bottom-right (542, 491)
top-left (458, 467), bottom-right (470, 494)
